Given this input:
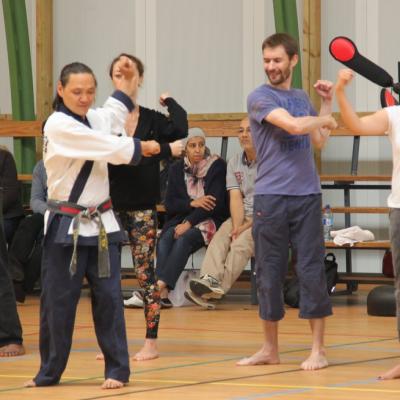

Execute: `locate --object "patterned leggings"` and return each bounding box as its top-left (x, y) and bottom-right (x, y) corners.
top-left (119, 209), bottom-right (160, 339)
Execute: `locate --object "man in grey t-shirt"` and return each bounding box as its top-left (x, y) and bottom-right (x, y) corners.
top-left (237, 33), bottom-right (337, 371)
top-left (185, 117), bottom-right (256, 309)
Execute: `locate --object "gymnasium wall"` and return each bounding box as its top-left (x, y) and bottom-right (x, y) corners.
top-left (1, 0), bottom-right (400, 272)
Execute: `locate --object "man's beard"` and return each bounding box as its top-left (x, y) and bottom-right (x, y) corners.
top-left (266, 66), bottom-right (291, 85)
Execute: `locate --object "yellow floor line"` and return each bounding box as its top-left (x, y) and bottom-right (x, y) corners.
top-left (210, 381), bottom-right (400, 394)
top-left (2, 375), bottom-right (400, 395)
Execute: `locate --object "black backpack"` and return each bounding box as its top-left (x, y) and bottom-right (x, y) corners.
top-left (324, 253), bottom-right (339, 295)
top-left (283, 253), bottom-right (338, 308)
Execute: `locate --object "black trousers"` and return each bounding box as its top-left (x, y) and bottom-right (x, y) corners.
top-left (0, 213), bottom-right (22, 347)
top-left (33, 216), bottom-right (130, 386)
top-left (9, 213), bottom-right (44, 292)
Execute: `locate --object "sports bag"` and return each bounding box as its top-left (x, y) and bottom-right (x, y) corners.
top-left (283, 253), bottom-right (338, 308)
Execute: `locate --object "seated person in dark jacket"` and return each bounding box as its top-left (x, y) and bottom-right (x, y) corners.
top-left (0, 146), bottom-right (25, 357)
top-left (155, 129), bottom-right (229, 307)
top-left (0, 147), bottom-right (25, 247)
top-left (11, 160), bottom-right (47, 303)
top-left (0, 202), bottom-right (24, 357)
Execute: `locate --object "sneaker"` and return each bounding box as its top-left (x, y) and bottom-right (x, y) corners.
top-left (124, 291), bottom-right (144, 308)
top-left (190, 274), bottom-right (224, 299)
top-left (184, 288), bottom-right (216, 310)
top-left (160, 298), bottom-right (173, 309)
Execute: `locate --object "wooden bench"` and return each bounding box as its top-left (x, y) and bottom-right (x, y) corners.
top-left (0, 118), bottom-right (42, 184)
top-left (325, 240), bottom-right (390, 249)
top-left (1, 112), bottom-right (393, 296)
top-left (0, 113), bottom-right (260, 303)
top-left (320, 115), bottom-right (392, 292)
top-left (187, 113), bottom-right (393, 292)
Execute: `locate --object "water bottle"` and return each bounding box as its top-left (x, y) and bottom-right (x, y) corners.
top-left (322, 204), bottom-right (333, 241)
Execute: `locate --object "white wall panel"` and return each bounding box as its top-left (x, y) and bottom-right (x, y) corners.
top-left (242, 0), bottom-right (274, 110)
top-left (156, 0), bottom-right (243, 113)
top-left (134, 0), bottom-right (157, 108)
top-left (53, 0), bottom-right (135, 105)
top-left (379, 0), bottom-right (400, 84)
top-left (2, 0), bottom-right (399, 273)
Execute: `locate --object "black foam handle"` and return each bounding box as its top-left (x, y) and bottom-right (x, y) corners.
top-left (329, 36), bottom-right (394, 88)
top-left (345, 53), bottom-right (394, 88)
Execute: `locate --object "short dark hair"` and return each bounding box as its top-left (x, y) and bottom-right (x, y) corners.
top-left (109, 53), bottom-right (145, 78)
top-left (52, 62), bottom-right (97, 110)
top-left (262, 33), bottom-right (299, 59)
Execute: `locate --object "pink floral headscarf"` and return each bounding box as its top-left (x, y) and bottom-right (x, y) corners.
top-left (183, 153), bottom-right (219, 244)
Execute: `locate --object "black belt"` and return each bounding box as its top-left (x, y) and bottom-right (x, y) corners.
top-left (47, 198), bottom-right (113, 278)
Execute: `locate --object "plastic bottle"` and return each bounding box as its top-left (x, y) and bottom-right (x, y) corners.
top-left (322, 204), bottom-right (333, 241)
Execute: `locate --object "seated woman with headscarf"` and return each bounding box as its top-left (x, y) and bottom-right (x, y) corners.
top-left (155, 129), bottom-right (228, 307)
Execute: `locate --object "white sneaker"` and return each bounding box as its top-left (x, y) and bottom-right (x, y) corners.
top-left (124, 291), bottom-right (144, 308)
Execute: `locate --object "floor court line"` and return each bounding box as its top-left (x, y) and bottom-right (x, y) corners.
top-left (2, 377), bottom-right (400, 400)
top-left (137, 325), bottom-right (398, 340)
top-left (2, 354), bottom-right (400, 398)
top-left (21, 334), bottom-right (400, 353)
top-left (67, 368), bottom-right (400, 400)
top-left (1, 335), bottom-right (398, 378)
top-left (1, 336), bottom-right (399, 396)
top-left (22, 316), bottom-right (398, 340)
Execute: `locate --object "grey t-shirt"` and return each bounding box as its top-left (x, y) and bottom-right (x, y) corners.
top-left (226, 152), bottom-right (257, 216)
top-left (30, 159), bottom-right (48, 215)
top-left (247, 84), bottom-right (321, 196)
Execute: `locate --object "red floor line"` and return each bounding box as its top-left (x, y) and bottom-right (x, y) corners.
top-left (152, 325), bottom-right (396, 339)
top-left (20, 323), bottom-right (397, 341)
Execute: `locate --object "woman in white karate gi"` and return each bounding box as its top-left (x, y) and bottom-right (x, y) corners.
top-left (25, 57), bottom-right (159, 390)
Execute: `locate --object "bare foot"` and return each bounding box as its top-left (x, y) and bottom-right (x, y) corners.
top-left (132, 339), bottom-right (159, 361)
top-left (24, 379), bottom-right (36, 388)
top-left (236, 348), bottom-right (280, 366)
top-left (301, 351), bottom-right (328, 370)
top-left (378, 364), bottom-right (400, 380)
top-left (96, 352), bottom-right (104, 360)
top-left (0, 344), bottom-right (25, 357)
top-left (101, 378), bottom-right (125, 389)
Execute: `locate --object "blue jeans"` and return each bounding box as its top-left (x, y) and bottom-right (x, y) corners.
top-left (156, 225), bottom-right (205, 290)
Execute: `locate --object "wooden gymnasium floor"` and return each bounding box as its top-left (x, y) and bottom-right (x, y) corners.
top-left (1, 283), bottom-right (400, 400)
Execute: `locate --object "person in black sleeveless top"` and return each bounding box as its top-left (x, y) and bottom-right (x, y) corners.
top-left (108, 53), bottom-right (188, 361)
